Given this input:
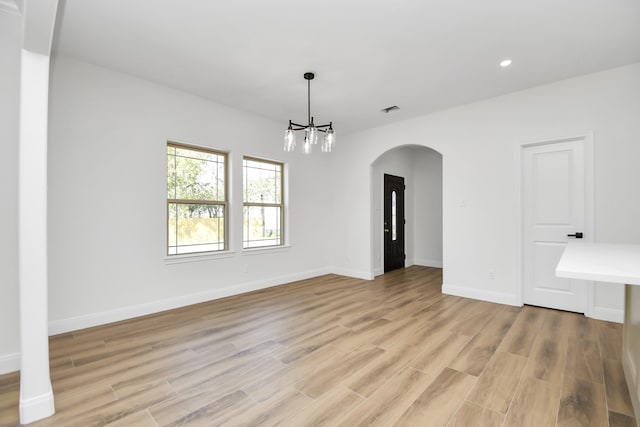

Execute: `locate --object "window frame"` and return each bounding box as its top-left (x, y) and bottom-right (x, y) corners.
top-left (166, 141), bottom-right (228, 256)
top-left (242, 155), bottom-right (285, 249)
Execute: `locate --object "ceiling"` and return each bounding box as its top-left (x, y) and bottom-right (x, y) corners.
top-left (52, 0), bottom-right (640, 134)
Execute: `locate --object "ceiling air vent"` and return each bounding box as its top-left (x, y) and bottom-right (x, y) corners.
top-left (381, 105), bottom-right (399, 114)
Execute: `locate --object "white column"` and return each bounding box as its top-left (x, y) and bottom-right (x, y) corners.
top-left (18, 1), bottom-right (60, 422)
top-left (18, 48), bottom-right (55, 425)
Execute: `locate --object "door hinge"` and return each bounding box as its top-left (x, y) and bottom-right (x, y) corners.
top-left (403, 254), bottom-right (406, 259)
top-left (404, 219), bottom-right (406, 225)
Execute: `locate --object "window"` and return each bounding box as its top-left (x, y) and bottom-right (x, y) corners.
top-left (391, 190), bottom-right (397, 241)
top-left (167, 143), bottom-right (227, 255)
top-left (243, 157), bottom-right (284, 248)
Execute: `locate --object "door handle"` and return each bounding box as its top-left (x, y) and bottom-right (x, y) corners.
top-left (384, 229), bottom-right (390, 232)
top-left (567, 232), bottom-right (583, 239)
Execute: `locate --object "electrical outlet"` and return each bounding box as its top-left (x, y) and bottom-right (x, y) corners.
top-left (488, 269), bottom-right (495, 280)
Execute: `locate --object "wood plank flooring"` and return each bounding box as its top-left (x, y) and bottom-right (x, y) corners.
top-left (0, 266), bottom-right (636, 427)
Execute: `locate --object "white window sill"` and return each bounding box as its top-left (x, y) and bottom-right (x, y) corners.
top-left (164, 250), bottom-right (236, 265)
top-left (241, 245), bottom-right (291, 256)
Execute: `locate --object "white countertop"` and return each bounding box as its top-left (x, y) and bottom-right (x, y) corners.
top-left (556, 242), bottom-right (640, 286)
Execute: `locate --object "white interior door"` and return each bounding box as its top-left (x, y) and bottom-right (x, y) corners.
top-left (522, 139), bottom-right (589, 313)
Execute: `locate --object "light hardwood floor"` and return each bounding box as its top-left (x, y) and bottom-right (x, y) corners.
top-left (0, 266), bottom-right (637, 427)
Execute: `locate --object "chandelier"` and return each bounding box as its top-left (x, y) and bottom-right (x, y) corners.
top-left (284, 72), bottom-right (335, 154)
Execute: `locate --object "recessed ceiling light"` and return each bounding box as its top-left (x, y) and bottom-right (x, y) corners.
top-left (500, 59), bottom-right (512, 68)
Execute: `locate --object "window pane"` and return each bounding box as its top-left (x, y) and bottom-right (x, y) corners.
top-left (217, 161), bottom-right (225, 201)
top-left (167, 148), bottom-right (177, 199)
top-left (243, 206), bottom-right (281, 248)
top-left (167, 145), bottom-right (225, 201)
top-left (243, 159), bottom-right (282, 203)
top-left (168, 203), bottom-right (178, 247)
top-left (168, 203), bottom-right (225, 254)
top-left (391, 190), bottom-right (397, 241)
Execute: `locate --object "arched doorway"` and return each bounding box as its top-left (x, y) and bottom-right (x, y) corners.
top-left (370, 145), bottom-right (443, 276)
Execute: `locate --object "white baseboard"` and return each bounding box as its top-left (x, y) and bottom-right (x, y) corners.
top-left (331, 267), bottom-right (374, 281)
top-left (19, 386), bottom-right (55, 424)
top-left (591, 306), bottom-right (624, 323)
top-left (49, 267), bottom-right (331, 335)
top-left (442, 283), bottom-right (520, 306)
top-left (370, 261), bottom-right (442, 278)
top-left (0, 352), bottom-right (20, 374)
top-left (414, 258), bottom-right (443, 268)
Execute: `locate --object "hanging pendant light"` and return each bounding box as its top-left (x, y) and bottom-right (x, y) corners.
top-left (322, 125), bottom-right (335, 152)
top-left (303, 136), bottom-right (313, 155)
top-left (283, 122), bottom-right (296, 152)
top-left (284, 72), bottom-right (335, 154)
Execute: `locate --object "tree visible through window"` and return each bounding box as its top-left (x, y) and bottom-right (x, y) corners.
top-left (167, 143), bottom-right (227, 255)
top-left (243, 157), bottom-right (283, 248)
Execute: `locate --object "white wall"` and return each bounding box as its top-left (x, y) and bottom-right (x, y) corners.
top-left (2, 52), bottom-right (638, 372)
top-left (333, 63), bottom-right (640, 319)
top-left (412, 147), bottom-right (443, 268)
top-left (46, 56), bottom-right (332, 332)
top-left (0, 11), bottom-right (22, 374)
top-left (371, 146), bottom-right (442, 276)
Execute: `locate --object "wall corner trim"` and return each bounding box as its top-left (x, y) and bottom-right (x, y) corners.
top-left (0, 352), bottom-right (20, 375)
top-left (442, 283), bottom-right (520, 306)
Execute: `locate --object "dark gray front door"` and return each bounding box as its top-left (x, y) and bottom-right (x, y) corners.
top-left (384, 174), bottom-right (405, 272)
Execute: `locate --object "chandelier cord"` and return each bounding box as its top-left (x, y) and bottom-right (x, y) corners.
top-left (307, 78), bottom-right (311, 125)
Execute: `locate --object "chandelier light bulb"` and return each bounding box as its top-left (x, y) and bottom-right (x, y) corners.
top-left (307, 125), bottom-right (318, 145)
top-left (324, 125), bottom-right (335, 152)
top-left (303, 137), bottom-right (312, 155)
top-left (284, 126), bottom-right (296, 152)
